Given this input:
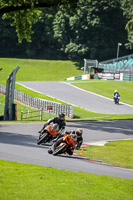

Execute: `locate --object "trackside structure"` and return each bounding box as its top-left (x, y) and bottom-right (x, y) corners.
top-left (97, 54), bottom-right (133, 81)
top-left (0, 84), bottom-right (73, 119)
top-left (4, 66), bottom-right (20, 120)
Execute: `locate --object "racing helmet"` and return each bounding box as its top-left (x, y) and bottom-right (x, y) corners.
top-left (59, 113), bottom-right (65, 120)
top-left (75, 128), bottom-right (83, 137)
top-left (115, 90), bottom-right (117, 93)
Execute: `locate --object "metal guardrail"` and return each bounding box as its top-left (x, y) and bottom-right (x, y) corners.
top-left (99, 54), bottom-right (133, 64)
top-left (0, 84), bottom-right (73, 118)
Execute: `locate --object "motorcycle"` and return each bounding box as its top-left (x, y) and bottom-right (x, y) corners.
top-left (114, 94), bottom-right (120, 104)
top-left (37, 123), bottom-right (60, 145)
top-left (48, 133), bottom-right (77, 156)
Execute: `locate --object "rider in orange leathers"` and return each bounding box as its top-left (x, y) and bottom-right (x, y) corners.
top-left (48, 129), bottom-right (83, 155)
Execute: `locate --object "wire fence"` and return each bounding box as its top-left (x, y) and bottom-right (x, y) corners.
top-left (0, 84), bottom-right (73, 118)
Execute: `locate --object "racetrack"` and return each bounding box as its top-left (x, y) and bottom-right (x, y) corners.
top-left (18, 81), bottom-right (133, 114)
top-left (0, 121), bottom-right (133, 180)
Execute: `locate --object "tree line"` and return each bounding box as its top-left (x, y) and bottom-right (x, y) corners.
top-left (0, 0), bottom-right (133, 61)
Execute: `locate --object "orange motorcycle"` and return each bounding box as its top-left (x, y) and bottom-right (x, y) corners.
top-left (50, 133), bottom-right (77, 156)
top-left (37, 123), bottom-right (59, 145)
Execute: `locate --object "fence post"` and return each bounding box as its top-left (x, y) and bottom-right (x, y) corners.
top-left (40, 109), bottom-right (43, 121)
top-left (21, 110), bottom-right (23, 121)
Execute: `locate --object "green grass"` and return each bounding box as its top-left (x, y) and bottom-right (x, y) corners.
top-left (73, 80), bottom-right (133, 105)
top-left (14, 84), bottom-right (133, 121)
top-left (0, 92), bottom-right (107, 121)
top-left (1, 58), bottom-right (133, 121)
top-left (0, 58), bottom-right (82, 84)
top-left (1, 84), bottom-right (132, 121)
top-left (0, 94), bottom-right (56, 121)
top-left (76, 140), bottom-right (133, 169)
top-left (0, 160), bottom-right (133, 200)
top-left (15, 83), bottom-right (67, 104)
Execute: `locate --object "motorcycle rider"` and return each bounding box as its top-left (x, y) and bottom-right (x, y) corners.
top-left (113, 90), bottom-right (120, 102)
top-left (48, 128), bottom-right (83, 155)
top-left (39, 113), bottom-right (66, 135)
top-left (64, 128), bottom-right (83, 150)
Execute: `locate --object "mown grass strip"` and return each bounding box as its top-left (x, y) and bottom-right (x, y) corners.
top-left (73, 81), bottom-right (133, 106)
top-left (75, 140), bottom-right (133, 169)
top-left (0, 58), bottom-right (82, 83)
top-left (0, 160), bottom-right (133, 200)
top-left (14, 84), bottom-right (133, 120)
top-left (1, 92), bottom-right (133, 122)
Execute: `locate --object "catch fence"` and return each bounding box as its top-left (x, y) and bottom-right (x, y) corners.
top-left (0, 84), bottom-right (73, 118)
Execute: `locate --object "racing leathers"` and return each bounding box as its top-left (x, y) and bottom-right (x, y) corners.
top-left (39, 117), bottom-right (66, 134)
top-left (113, 92), bottom-right (120, 101)
top-left (52, 131), bottom-right (83, 155)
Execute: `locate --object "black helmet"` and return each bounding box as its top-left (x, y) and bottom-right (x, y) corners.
top-left (76, 128), bottom-right (83, 137)
top-left (59, 113), bottom-right (65, 119)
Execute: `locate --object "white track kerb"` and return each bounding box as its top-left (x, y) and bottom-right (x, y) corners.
top-left (17, 82), bottom-right (84, 110)
top-left (17, 81), bottom-right (133, 114)
top-left (63, 82), bottom-right (133, 108)
top-left (17, 82), bottom-right (77, 107)
top-left (83, 138), bottom-right (133, 146)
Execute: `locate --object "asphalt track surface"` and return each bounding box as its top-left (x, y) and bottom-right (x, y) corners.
top-left (18, 81), bottom-right (133, 114)
top-left (0, 121), bottom-right (133, 180)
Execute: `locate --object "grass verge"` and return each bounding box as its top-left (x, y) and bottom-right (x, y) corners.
top-left (0, 94), bottom-right (56, 121)
top-left (0, 58), bottom-right (82, 83)
top-left (72, 80), bottom-right (133, 106)
top-left (12, 84), bottom-right (133, 120)
top-left (0, 160), bottom-right (133, 200)
top-left (75, 140), bottom-right (133, 169)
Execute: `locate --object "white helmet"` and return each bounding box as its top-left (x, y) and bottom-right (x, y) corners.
top-left (115, 90), bottom-right (117, 93)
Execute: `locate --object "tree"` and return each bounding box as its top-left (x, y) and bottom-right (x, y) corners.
top-left (25, 9), bottom-right (64, 59)
top-left (121, 0), bottom-right (133, 48)
top-left (0, 9), bottom-right (64, 59)
top-left (53, 0), bottom-right (128, 60)
top-left (0, 0), bottom-right (78, 42)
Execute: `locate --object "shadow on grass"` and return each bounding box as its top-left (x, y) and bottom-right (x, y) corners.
top-left (73, 59), bottom-right (84, 70)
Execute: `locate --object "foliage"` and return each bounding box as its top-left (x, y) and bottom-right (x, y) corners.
top-left (2, 9), bottom-right (41, 43)
top-left (0, 0), bottom-right (132, 60)
top-left (0, 0), bottom-right (77, 43)
top-left (120, 0), bottom-right (133, 48)
top-left (65, 43), bottom-right (89, 59)
top-left (53, 0), bottom-right (129, 60)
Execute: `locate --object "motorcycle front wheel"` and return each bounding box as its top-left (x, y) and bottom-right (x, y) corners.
top-left (53, 144), bottom-right (67, 156)
top-left (37, 132), bottom-right (49, 145)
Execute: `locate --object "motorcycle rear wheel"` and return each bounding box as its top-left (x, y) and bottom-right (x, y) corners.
top-left (53, 144), bottom-right (66, 156)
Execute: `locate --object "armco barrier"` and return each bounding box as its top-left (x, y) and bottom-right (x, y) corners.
top-left (0, 84), bottom-right (73, 118)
